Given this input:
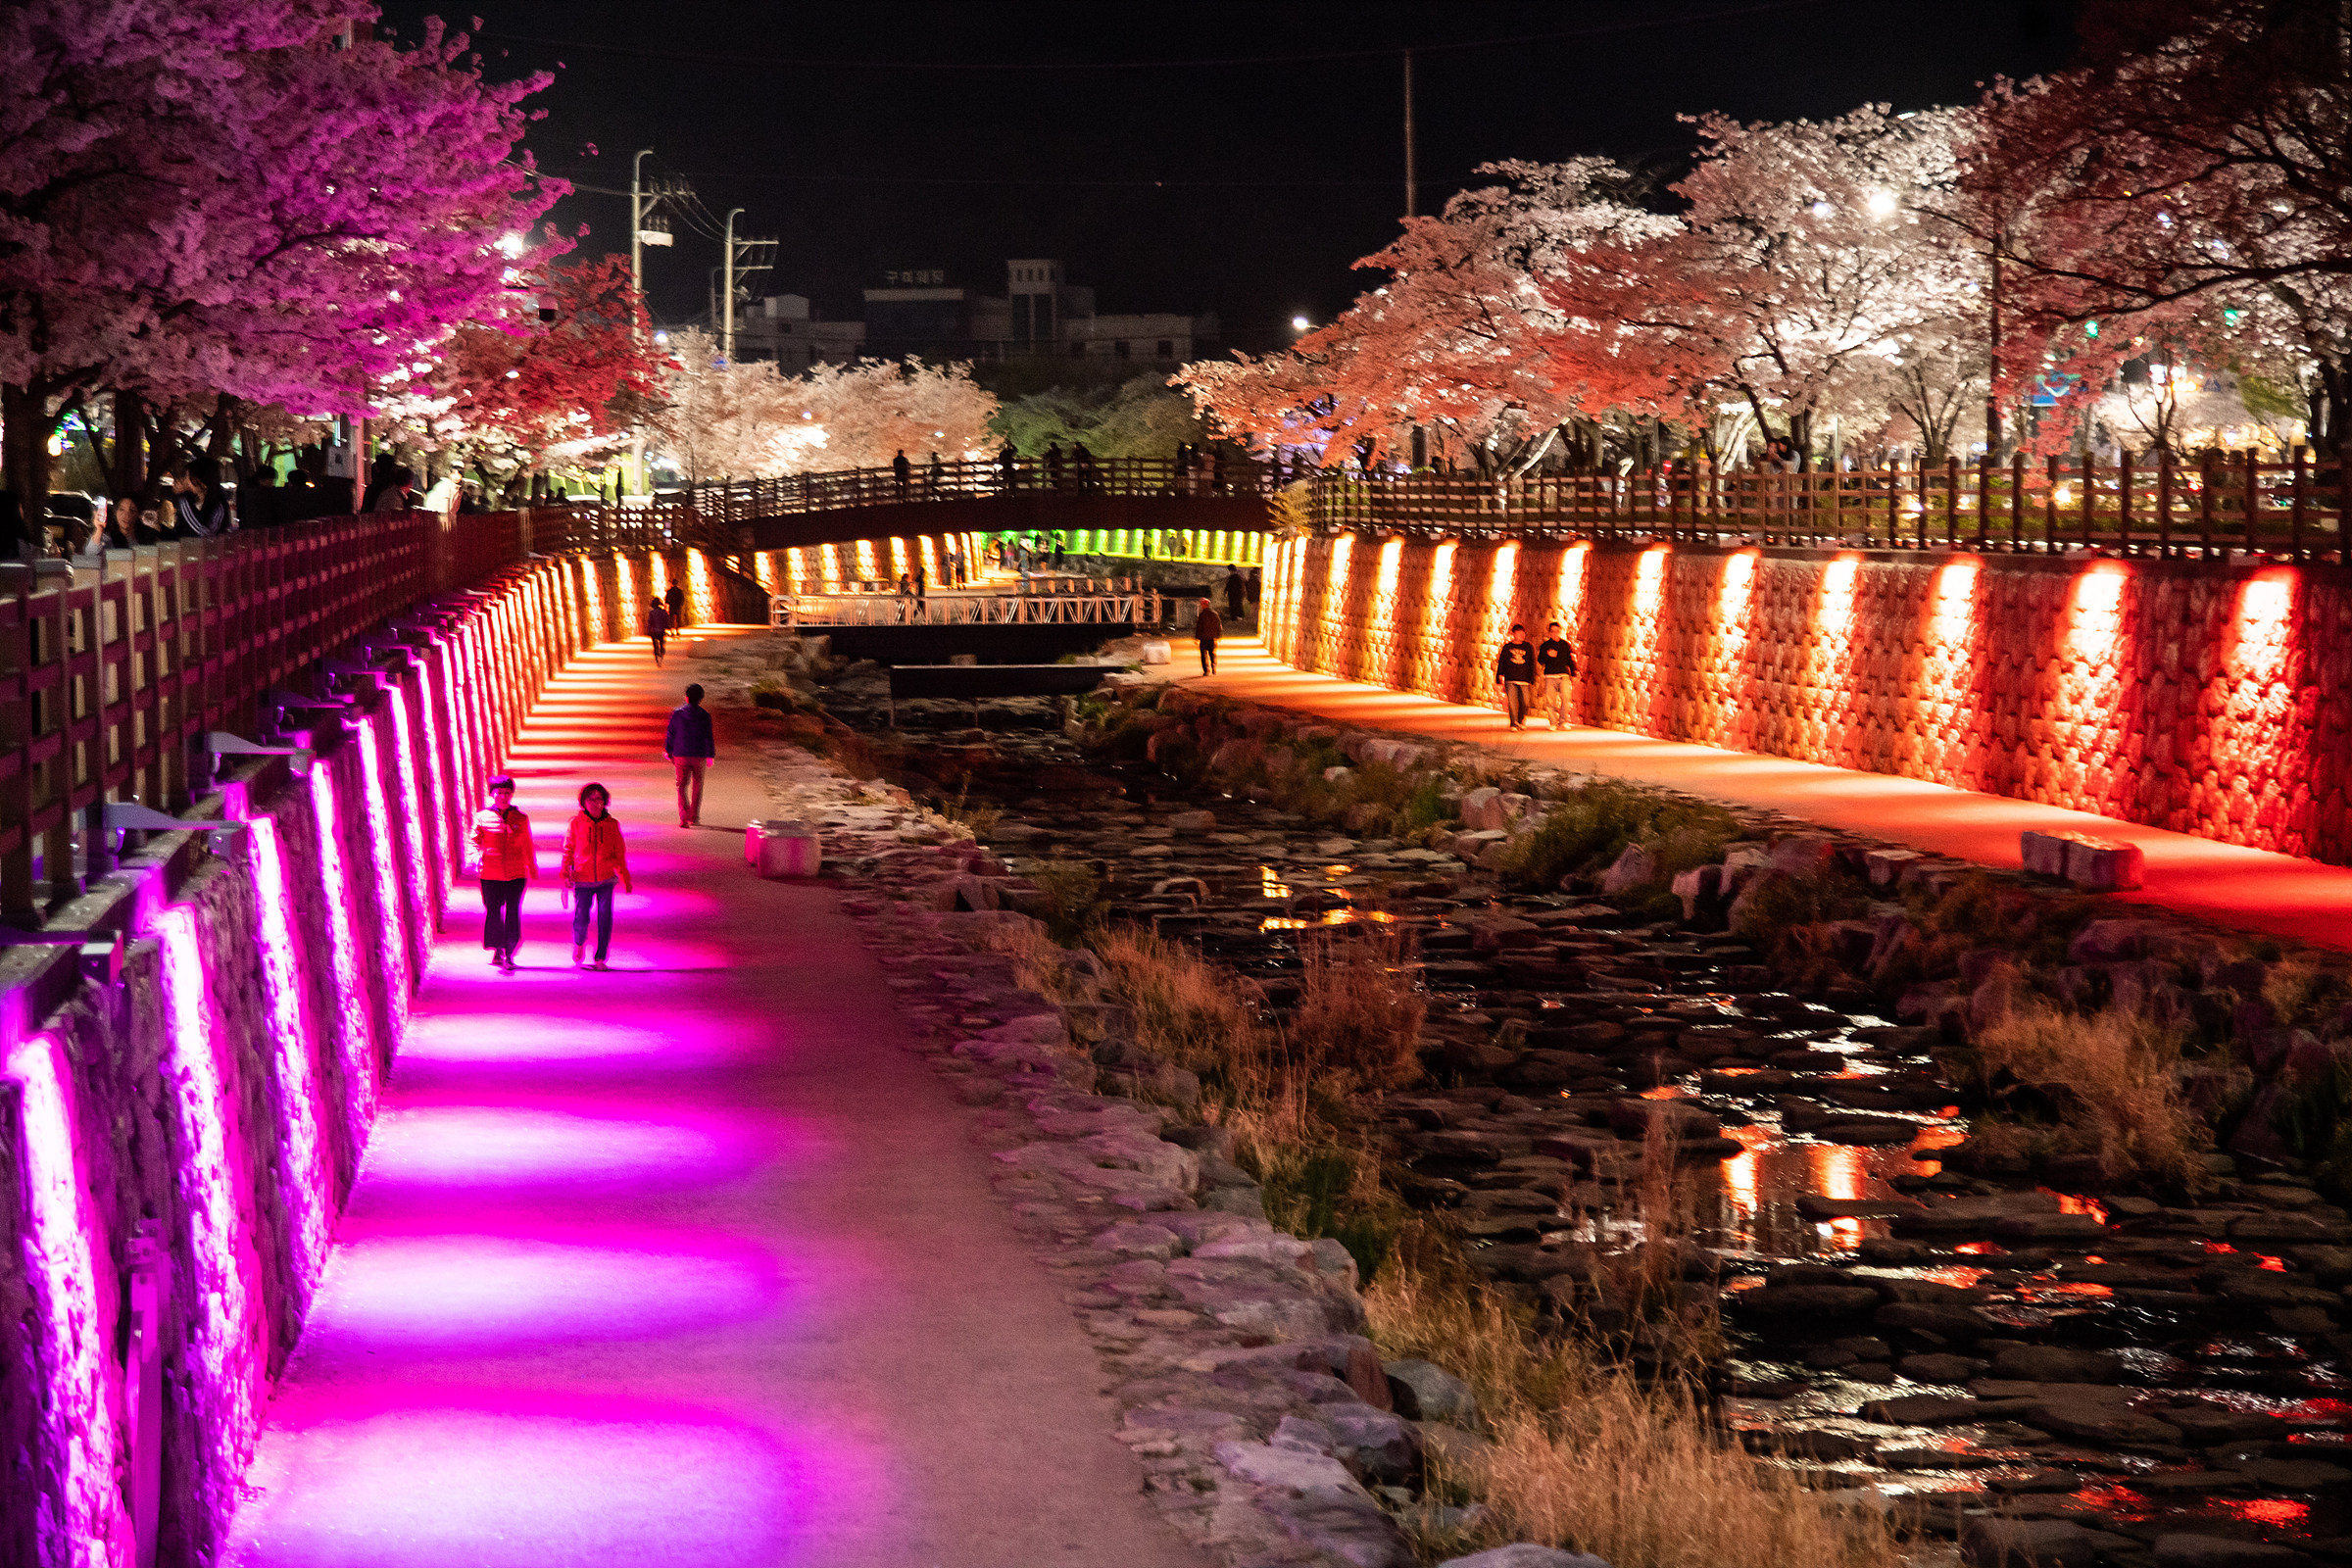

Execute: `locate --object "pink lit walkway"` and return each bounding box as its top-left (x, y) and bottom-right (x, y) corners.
top-left (1198, 635), bottom-right (2352, 954)
top-left (226, 635), bottom-right (1203, 1568)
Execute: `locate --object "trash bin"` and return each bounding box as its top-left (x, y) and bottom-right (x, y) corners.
top-left (743, 819), bottom-right (766, 864)
top-left (1140, 640), bottom-right (1171, 665)
top-left (756, 821), bottom-right (821, 879)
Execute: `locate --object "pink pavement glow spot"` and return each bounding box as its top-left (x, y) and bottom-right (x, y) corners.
top-left (361, 1102), bottom-right (769, 1193)
top-left (312, 1228), bottom-right (790, 1349)
top-left (243, 817), bottom-right (334, 1287)
top-left (236, 1387), bottom-right (857, 1568)
top-left (5, 1031), bottom-right (131, 1554)
top-left (398, 1008), bottom-right (756, 1065)
top-left (156, 904), bottom-right (268, 1488)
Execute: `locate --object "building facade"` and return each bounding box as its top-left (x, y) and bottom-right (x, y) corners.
top-left (728, 260), bottom-right (1215, 368)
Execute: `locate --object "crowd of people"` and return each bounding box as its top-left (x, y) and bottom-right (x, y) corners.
top-left (28, 451), bottom-right (495, 559)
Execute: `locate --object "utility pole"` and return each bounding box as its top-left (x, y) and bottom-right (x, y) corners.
top-left (1985, 239), bottom-right (2003, 462)
top-left (1402, 49), bottom-right (1417, 219)
top-left (630, 148), bottom-right (654, 497)
top-left (723, 207), bottom-right (744, 362)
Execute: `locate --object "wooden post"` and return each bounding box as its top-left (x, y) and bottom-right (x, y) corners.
top-left (2117, 449), bottom-right (2134, 555)
top-left (2046, 454), bottom-right (2062, 553)
top-left (1946, 455), bottom-right (1961, 548)
top-left (2244, 448), bottom-right (2261, 556)
top-left (2199, 450), bottom-right (2218, 558)
top-left (2156, 450), bottom-right (2173, 557)
top-left (2293, 445), bottom-right (2309, 563)
top-left (1976, 456), bottom-right (1990, 549)
top-left (2081, 449), bottom-right (2097, 550)
top-left (2011, 451), bottom-right (2026, 551)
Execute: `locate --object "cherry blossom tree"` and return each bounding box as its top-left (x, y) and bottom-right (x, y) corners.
top-left (382, 255), bottom-right (664, 493)
top-left (1961, 1), bottom-right (2352, 463)
top-left (652, 343), bottom-right (997, 481)
top-left (0, 3), bottom-right (560, 512)
top-left (1180, 160), bottom-right (1680, 471)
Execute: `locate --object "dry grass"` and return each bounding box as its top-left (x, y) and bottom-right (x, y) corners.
top-left (1096, 926), bottom-right (1264, 1082)
top-left (1286, 924), bottom-right (1426, 1092)
top-left (2264, 952), bottom-right (2349, 1027)
top-left (1965, 999), bottom-right (2211, 1187)
top-left (1367, 1222), bottom-right (1891, 1568)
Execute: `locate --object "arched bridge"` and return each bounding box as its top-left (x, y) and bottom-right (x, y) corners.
top-left (582, 455), bottom-right (1278, 564)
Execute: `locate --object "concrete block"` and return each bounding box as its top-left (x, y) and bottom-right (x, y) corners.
top-left (2063, 836), bottom-right (2144, 892)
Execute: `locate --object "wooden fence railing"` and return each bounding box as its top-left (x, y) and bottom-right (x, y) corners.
top-left (1307, 452), bottom-right (2350, 563)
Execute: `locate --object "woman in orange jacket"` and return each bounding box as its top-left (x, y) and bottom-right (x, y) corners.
top-left (562, 781), bottom-right (634, 970)
top-left (471, 774), bottom-right (537, 971)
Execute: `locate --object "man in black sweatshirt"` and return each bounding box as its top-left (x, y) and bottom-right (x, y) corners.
top-left (1494, 622), bottom-right (1537, 731)
top-left (1537, 619), bottom-right (1577, 728)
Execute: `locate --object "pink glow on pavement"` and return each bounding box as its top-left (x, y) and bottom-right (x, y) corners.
top-left (156, 904), bottom-right (269, 1490)
top-left (356, 715), bottom-right (416, 1015)
top-left (243, 818), bottom-right (333, 1287)
top-left (309, 762), bottom-right (381, 1127)
top-left (367, 1103), bottom-right (766, 1194)
top-left (318, 1228), bottom-right (789, 1350)
top-left (233, 1388), bottom-right (859, 1568)
top-left (6, 1030), bottom-right (132, 1558)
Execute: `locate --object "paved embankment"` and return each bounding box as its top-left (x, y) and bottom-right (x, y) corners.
top-left (1196, 635), bottom-right (2352, 953)
top-left (224, 635), bottom-right (1206, 1568)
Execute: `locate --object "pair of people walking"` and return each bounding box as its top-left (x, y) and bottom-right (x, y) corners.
top-left (470, 775), bottom-right (636, 971)
top-left (1494, 620), bottom-right (1579, 731)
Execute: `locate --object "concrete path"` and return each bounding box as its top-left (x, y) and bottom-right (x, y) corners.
top-left (227, 635), bottom-right (1204, 1568)
top-left (1196, 635), bottom-right (2352, 954)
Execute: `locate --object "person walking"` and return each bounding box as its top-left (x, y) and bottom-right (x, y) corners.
top-left (1495, 622), bottom-right (1537, 731)
top-left (562, 781), bottom-right (633, 970)
top-left (646, 599), bottom-right (672, 666)
top-left (926, 450), bottom-right (945, 497)
top-left (471, 774), bottom-right (536, 971)
top-left (1045, 441), bottom-right (1065, 492)
top-left (665, 682), bottom-right (716, 827)
top-left (663, 579), bottom-right (687, 631)
top-left (996, 441), bottom-right (1019, 493)
top-left (369, 466), bottom-right (417, 513)
top-left (1194, 598), bottom-right (1223, 676)
top-left (1223, 563), bottom-right (1248, 626)
top-left (1536, 619), bottom-right (1578, 728)
top-left (892, 448), bottom-right (911, 500)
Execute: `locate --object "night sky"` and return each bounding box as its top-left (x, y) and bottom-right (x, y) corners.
top-left (378, 0), bottom-right (2081, 352)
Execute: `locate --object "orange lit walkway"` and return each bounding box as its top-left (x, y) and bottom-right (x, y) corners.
top-left (225, 632), bottom-right (1204, 1568)
top-left (1197, 636), bottom-right (2352, 953)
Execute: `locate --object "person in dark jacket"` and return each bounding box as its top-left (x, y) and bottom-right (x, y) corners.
top-left (277, 467), bottom-right (317, 522)
top-left (1495, 622), bottom-right (1537, 731)
top-left (646, 599), bottom-right (672, 666)
top-left (663, 682), bottom-right (716, 827)
top-left (663, 580), bottom-right (687, 630)
top-left (892, 448), bottom-right (911, 499)
top-left (238, 466), bottom-right (279, 529)
top-left (172, 458), bottom-right (232, 537)
top-left (1536, 619), bottom-right (1578, 729)
top-left (1195, 599), bottom-right (1223, 676)
top-left (1223, 564), bottom-right (1248, 625)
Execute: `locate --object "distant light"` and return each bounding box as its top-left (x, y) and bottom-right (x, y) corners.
top-left (652, 329), bottom-right (668, 346)
top-left (934, 430), bottom-right (945, 437)
top-left (1810, 200), bottom-right (1833, 219)
top-left (497, 231), bottom-right (527, 259)
top-left (1866, 190), bottom-right (1898, 219)
top-left (1291, 316), bottom-right (1310, 331)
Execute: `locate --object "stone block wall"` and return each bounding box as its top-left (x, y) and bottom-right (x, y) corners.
top-left (0, 544), bottom-right (741, 1568)
top-left (1262, 533), bottom-right (2352, 863)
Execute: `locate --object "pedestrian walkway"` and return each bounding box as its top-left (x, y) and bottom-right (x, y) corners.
top-left (226, 634), bottom-right (1204, 1568)
top-left (1196, 636), bottom-right (2352, 954)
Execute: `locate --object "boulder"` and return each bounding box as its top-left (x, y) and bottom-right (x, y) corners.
top-left (1768, 833), bottom-right (1838, 876)
top-left (1167, 808), bottom-right (1216, 833)
top-left (1600, 843), bottom-right (1656, 894)
top-left (1383, 1358), bottom-right (1480, 1426)
top-left (1460, 787), bottom-right (1506, 831)
top-left (1730, 1285), bottom-right (1882, 1319)
top-left (1323, 1404), bottom-right (1422, 1485)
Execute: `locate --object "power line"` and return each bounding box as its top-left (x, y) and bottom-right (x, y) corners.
top-left (477, 3), bottom-right (1838, 74)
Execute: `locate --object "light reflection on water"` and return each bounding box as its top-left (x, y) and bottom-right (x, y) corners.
top-left (1704, 1118), bottom-right (1957, 1259)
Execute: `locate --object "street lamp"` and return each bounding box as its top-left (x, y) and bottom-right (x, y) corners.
top-left (1291, 315), bottom-right (1311, 332)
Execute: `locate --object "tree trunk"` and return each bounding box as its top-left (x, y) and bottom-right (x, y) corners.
top-left (1789, 409), bottom-right (1816, 472)
top-left (1, 381), bottom-right (53, 557)
top-left (108, 389), bottom-right (145, 500)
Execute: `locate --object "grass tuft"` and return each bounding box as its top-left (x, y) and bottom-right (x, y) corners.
top-left (1956, 999), bottom-right (2211, 1188)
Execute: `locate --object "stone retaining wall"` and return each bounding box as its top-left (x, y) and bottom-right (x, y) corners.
top-left (0, 547), bottom-right (737, 1568)
top-left (1260, 534), bottom-right (2352, 863)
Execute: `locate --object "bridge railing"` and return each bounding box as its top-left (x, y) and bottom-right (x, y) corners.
top-left (668, 455), bottom-right (1280, 524)
top-left (776, 590), bottom-right (1140, 628)
top-left (1306, 452), bottom-right (2350, 563)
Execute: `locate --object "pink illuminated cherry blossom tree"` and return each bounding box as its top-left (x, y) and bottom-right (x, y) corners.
top-left (0, 3), bottom-right (562, 514)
